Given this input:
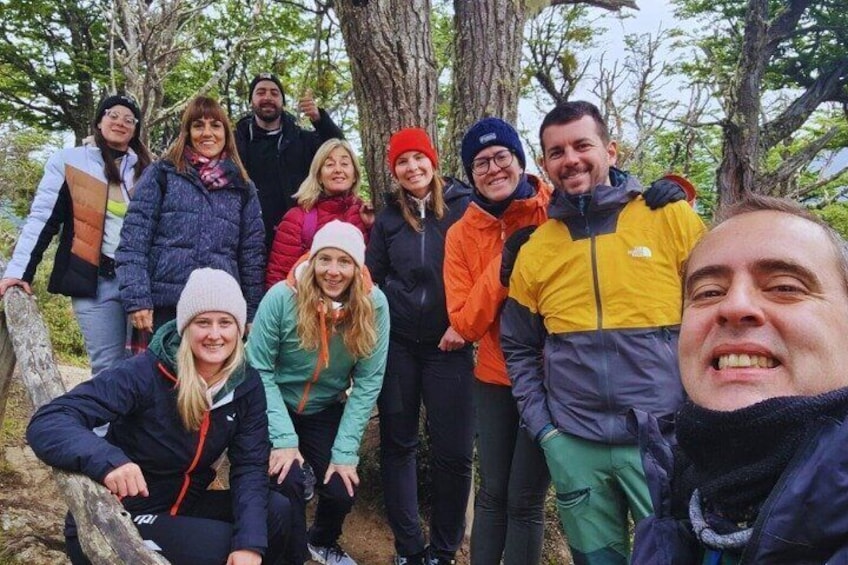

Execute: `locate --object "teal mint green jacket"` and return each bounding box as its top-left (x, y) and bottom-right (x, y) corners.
top-left (246, 279), bottom-right (389, 465)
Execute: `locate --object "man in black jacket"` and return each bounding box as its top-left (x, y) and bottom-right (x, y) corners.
top-left (235, 72), bottom-right (344, 248)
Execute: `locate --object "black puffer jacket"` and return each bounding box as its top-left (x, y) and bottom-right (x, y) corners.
top-left (366, 178), bottom-right (471, 343)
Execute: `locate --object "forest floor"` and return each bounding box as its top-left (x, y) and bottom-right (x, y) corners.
top-left (0, 365), bottom-right (570, 564)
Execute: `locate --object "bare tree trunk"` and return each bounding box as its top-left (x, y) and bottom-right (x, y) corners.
top-left (0, 278), bottom-right (168, 565)
top-left (715, 0), bottom-right (771, 207)
top-left (335, 0), bottom-right (439, 206)
top-left (109, 0), bottom-right (259, 148)
top-left (445, 0), bottom-right (526, 178)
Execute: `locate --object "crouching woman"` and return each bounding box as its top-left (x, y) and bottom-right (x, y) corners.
top-left (27, 268), bottom-right (292, 565)
top-left (247, 220), bottom-right (389, 565)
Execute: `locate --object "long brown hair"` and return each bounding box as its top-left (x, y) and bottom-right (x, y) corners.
top-left (164, 96), bottom-right (249, 182)
top-left (394, 174), bottom-right (447, 232)
top-left (294, 260), bottom-right (377, 359)
top-left (92, 118), bottom-right (152, 185)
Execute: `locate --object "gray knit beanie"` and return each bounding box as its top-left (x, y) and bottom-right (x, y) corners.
top-left (176, 268), bottom-right (247, 336)
top-left (309, 220), bottom-right (366, 268)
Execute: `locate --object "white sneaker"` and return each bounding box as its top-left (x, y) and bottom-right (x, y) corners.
top-left (308, 542), bottom-right (358, 565)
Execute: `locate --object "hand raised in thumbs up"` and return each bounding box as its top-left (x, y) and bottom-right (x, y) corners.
top-left (298, 88), bottom-right (320, 122)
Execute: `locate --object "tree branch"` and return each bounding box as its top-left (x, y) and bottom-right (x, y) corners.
top-left (758, 126), bottom-right (841, 192)
top-left (761, 60), bottom-right (848, 151)
top-left (766, 0), bottom-right (813, 50)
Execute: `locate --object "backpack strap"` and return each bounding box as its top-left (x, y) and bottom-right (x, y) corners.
top-left (301, 207), bottom-right (319, 249)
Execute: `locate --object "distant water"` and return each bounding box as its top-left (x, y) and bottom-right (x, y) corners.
top-left (0, 199), bottom-right (23, 227)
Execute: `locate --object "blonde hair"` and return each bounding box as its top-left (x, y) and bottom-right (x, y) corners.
top-left (175, 324), bottom-right (245, 431)
top-left (294, 260), bottom-right (377, 359)
top-left (164, 96), bottom-right (249, 182)
top-left (293, 139), bottom-right (362, 211)
top-left (395, 174), bottom-right (447, 232)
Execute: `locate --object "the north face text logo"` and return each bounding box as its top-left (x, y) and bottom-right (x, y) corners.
top-left (628, 246), bottom-right (652, 258)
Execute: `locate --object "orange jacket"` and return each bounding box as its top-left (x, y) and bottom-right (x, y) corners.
top-left (444, 175), bottom-right (552, 386)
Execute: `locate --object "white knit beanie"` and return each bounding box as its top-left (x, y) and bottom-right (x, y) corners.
top-left (176, 268), bottom-right (247, 336)
top-left (309, 220), bottom-right (365, 267)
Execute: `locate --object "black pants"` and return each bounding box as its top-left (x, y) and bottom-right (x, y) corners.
top-left (153, 305), bottom-right (177, 332)
top-left (378, 337), bottom-right (475, 557)
top-left (66, 489), bottom-right (292, 565)
top-left (272, 402), bottom-right (355, 549)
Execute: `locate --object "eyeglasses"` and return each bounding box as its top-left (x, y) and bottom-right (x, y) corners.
top-left (471, 150), bottom-right (514, 175)
top-left (103, 109), bottom-right (139, 127)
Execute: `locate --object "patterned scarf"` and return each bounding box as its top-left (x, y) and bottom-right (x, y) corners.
top-left (184, 146), bottom-right (238, 190)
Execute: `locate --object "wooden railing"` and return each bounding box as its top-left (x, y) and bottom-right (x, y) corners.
top-left (0, 259), bottom-right (168, 564)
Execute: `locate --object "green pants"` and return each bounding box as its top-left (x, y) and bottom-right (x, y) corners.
top-left (540, 432), bottom-right (652, 565)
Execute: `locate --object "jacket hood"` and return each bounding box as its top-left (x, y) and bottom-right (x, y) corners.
top-left (149, 320), bottom-right (181, 372)
top-left (547, 167), bottom-right (642, 221)
top-left (148, 320), bottom-right (249, 401)
top-left (443, 177), bottom-right (472, 203)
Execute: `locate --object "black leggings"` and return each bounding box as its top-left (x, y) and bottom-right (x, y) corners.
top-left (65, 490), bottom-right (292, 565)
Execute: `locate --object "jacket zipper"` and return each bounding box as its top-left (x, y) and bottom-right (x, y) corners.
top-left (297, 364), bottom-right (322, 413)
top-left (416, 204), bottom-right (428, 341)
top-left (169, 411), bottom-right (211, 516)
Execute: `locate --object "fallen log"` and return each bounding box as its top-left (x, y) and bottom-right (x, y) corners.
top-left (0, 273), bottom-right (168, 564)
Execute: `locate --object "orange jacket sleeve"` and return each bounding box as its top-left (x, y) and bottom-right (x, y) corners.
top-left (444, 224), bottom-right (508, 343)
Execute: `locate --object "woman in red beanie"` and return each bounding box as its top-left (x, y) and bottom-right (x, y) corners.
top-left (365, 128), bottom-right (474, 565)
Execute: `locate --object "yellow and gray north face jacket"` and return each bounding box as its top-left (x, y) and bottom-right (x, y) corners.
top-left (501, 173), bottom-right (705, 445)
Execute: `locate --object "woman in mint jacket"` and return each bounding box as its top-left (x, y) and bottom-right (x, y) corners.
top-left (247, 220), bottom-right (389, 565)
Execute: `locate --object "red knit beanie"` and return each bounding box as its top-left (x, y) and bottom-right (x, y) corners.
top-left (387, 127), bottom-right (439, 175)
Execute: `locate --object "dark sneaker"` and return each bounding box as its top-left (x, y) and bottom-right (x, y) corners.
top-left (394, 550), bottom-right (427, 565)
top-left (302, 461), bottom-right (316, 502)
top-left (425, 547), bottom-right (456, 565)
top-left (308, 542), bottom-right (357, 565)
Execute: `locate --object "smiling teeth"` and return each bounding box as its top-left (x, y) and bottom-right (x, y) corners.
top-left (717, 354), bottom-right (776, 369)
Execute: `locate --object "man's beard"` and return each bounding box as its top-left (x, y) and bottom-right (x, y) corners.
top-left (254, 104), bottom-right (282, 124)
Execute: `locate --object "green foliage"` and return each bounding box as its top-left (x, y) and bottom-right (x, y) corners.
top-left (816, 203), bottom-right (848, 240)
top-left (0, 126), bottom-right (64, 217)
top-left (522, 4), bottom-right (596, 107)
top-left (0, 217), bottom-right (87, 366)
top-left (2, 1), bottom-right (357, 154)
top-left (0, 0), bottom-right (111, 142)
top-left (627, 123), bottom-right (723, 221)
top-left (677, 0), bottom-right (848, 100)
top-left (432, 1), bottom-right (455, 137)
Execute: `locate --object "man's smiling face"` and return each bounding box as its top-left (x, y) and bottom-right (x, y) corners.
top-left (680, 210), bottom-right (848, 411)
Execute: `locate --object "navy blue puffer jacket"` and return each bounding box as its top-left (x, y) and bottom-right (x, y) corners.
top-left (116, 159), bottom-right (265, 319)
top-left (631, 409), bottom-right (848, 564)
top-left (27, 323), bottom-right (273, 554)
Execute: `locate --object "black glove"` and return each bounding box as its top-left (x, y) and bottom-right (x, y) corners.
top-left (500, 226), bottom-right (536, 287)
top-left (644, 178), bottom-right (686, 210)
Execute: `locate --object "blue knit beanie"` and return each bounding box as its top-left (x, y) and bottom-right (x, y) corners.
top-left (460, 117), bottom-right (526, 182)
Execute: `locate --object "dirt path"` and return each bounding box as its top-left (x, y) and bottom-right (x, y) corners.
top-left (0, 366), bottom-right (474, 565)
